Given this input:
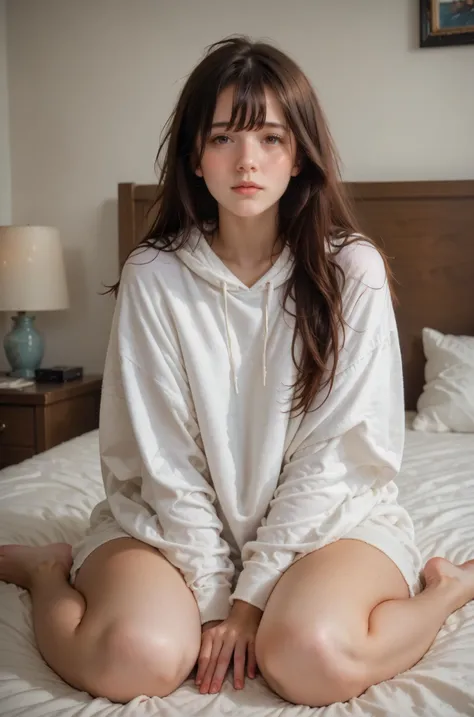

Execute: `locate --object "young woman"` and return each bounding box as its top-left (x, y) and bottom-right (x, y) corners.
top-left (1, 36), bottom-right (474, 708)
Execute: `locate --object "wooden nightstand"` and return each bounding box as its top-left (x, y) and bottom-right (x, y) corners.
top-left (0, 375), bottom-right (102, 469)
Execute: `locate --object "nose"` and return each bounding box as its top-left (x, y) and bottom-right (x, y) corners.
top-left (236, 137), bottom-right (258, 173)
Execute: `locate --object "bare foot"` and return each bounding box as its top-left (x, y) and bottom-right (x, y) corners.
top-left (423, 556), bottom-right (474, 612)
top-left (0, 543), bottom-right (72, 590)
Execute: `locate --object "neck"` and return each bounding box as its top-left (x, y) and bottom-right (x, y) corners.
top-left (211, 205), bottom-right (282, 266)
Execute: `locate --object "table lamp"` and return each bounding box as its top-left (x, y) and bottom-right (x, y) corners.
top-left (0, 226), bottom-right (69, 378)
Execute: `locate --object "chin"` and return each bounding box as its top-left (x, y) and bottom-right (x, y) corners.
top-left (230, 207), bottom-right (269, 218)
top-left (218, 198), bottom-right (279, 218)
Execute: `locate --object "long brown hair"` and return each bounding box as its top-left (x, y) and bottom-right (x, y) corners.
top-left (111, 36), bottom-right (393, 416)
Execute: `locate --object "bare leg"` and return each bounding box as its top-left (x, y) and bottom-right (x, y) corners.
top-left (255, 540), bottom-right (474, 707)
top-left (365, 557), bottom-right (474, 685)
top-left (0, 544), bottom-right (87, 668)
top-left (0, 539), bottom-right (201, 702)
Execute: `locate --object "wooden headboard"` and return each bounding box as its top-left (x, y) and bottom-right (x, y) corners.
top-left (118, 180), bottom-right (474, 410)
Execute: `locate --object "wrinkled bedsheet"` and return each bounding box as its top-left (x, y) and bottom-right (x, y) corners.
top-left (1, 416), bottom-right (473, 716)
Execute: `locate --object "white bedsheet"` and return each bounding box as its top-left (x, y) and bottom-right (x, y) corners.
top-left (1, 416), bottom-right (473, 717)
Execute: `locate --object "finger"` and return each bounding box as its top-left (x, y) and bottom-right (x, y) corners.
top-left (200, 635), bottom-right (223, 693)
top-left (208, 639), bottom-right (235, 693)
top-left (195, 633), bottom-right (214, 685)
top-left (247, 640), bottom-right (257, 679)
top-left (233, 639), bottom-right (247, 689)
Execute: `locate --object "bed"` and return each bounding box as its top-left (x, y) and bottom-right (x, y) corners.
top-left (1, 179), bottom-right (474, 717)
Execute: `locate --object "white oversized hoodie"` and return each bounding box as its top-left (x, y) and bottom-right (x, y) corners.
top-left (98, 230), bottom-right (409, 624)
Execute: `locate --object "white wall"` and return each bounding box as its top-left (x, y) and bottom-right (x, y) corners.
top-left (0, 0), bottom-right (10, 225)
top-left (5, 0), bottom-right (474, 373)
top-left (0, 0), bottom-right (11, 366)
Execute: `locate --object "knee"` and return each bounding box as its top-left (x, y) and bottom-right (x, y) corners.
top-left (255, 622), bottom-right (366, 707)
top-left (85, 621), bottom-right (197, 702)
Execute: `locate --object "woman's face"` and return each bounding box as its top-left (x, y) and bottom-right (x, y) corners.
top-left (195, 85), bottom-right (299, 219)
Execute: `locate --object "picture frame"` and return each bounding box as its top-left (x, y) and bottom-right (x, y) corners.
top-left (420, 0), bottom-right (474, 47)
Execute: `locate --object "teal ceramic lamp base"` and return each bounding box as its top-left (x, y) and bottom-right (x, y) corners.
top-left (4, 312), bottom-right (44, 378)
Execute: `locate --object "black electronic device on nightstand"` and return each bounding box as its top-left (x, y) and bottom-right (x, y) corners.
top-left (35, 366), bottom-right (84, 383)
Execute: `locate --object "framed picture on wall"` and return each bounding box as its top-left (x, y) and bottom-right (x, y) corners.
top-left (420, 0), bottom-right (474, 46)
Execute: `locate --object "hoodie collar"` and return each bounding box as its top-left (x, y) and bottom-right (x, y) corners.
top-left (176, 229), bottom-right (293, 394)
top-left (176, 229), bottom-right (293, 293)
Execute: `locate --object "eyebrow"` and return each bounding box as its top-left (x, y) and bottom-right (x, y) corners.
top-left (211, 121), bottom-right (288, 130)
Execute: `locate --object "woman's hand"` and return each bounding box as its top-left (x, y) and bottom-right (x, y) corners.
top-left (196, 600), bottom-right (263, 694)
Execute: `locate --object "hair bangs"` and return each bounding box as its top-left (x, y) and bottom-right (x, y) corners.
top-left (197, 66), bottom-right (277, 166)
top-left (225, 75), bottom-right (268, 132)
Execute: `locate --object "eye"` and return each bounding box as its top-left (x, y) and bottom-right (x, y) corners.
top-left (210, 134), bottom-right (231, 145)
top-left (264, 134), bottom-right (284, 145)
top-left (209, 132), bottom-right (284, 146)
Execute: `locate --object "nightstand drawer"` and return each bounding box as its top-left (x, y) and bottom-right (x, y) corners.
top-left (0, 446), bottom-right (35, 468)
top-left (0, 406), bottom-right (35, 446)
top-left (0, 375), bottom-right (101, 468)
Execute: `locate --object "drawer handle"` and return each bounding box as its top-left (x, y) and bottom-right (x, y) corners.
top-left (0, 423), bottom-right (6, 432)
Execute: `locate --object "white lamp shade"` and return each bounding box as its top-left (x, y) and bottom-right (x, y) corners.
top-left (0, 226), bottom-right (69, 311)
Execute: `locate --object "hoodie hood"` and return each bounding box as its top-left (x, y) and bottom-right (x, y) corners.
top-left (176, 230), bottom-right (294, 393)
top-left (176, 229), bottom-right (293, 293)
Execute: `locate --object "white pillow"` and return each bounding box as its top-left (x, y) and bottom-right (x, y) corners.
top-left (412, 327), bottom-right (474, 433)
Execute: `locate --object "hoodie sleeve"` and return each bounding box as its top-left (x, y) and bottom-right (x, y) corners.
top-left (231, 243), bottom-right (405, 612)
top-left (99, 258), bottom-right (235, 624)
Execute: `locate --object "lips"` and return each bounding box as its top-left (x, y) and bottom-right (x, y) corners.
top-left (232, 182), bottom-right (263, 189)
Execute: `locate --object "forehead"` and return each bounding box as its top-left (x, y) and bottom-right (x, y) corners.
top-left (212, 85), bottom-right (287, 127)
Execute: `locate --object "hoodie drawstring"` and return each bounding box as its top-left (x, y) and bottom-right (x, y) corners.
top-left (222, 282), bottom-right (239, 394)
top-left (221, 280), bottom-right (273, 394)
top-left (262, 281), bottom-right (273, 387)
